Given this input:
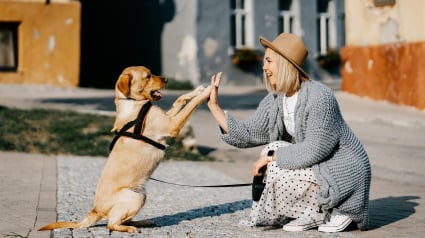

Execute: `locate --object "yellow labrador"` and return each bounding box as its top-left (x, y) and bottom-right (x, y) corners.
top-left (39, 66), bottom-right (211, 233)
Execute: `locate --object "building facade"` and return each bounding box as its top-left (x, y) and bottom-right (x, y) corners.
top-left (0, 0), bottom-right (345, 89)
top-left (162, 0), bottom-right (345, 86)
top-left (0, 0), bottom-right (80, 87)
top-left (342, 0), bottom-right (425, 110)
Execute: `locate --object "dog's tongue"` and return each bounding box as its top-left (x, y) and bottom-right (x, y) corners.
top-left (152, 91), bottom-right (163, 101)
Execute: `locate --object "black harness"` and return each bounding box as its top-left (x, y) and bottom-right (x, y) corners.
top-left (109, 101), bottom-right (166, 152)
top-left (108, 100), bottom-right (252, 189)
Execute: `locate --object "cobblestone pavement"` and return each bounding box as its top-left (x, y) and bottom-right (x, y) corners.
top-left (0, 83), bottom-right (425, 238)
top-left (53, 156), bottom-right (360, 238)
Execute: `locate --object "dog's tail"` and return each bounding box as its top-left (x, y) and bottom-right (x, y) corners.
top-left (38, 210), bottom-right (101, 231)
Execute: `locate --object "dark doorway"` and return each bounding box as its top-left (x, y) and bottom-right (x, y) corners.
top-left (79, 0), bottom-right (175, 89)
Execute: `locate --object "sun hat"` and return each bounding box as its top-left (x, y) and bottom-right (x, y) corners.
top-left (260, 33), bottom-right (308, 78)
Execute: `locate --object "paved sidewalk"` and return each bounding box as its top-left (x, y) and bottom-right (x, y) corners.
top-left (0, 83), bottom-right (424, 237)
top-left (0, 152), bottom-right (56, 238)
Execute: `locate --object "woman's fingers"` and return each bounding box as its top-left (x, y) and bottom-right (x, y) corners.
top-left (252, 157), bottom-right (268, 176)
top-left (209, 72), bottom-right (222, 104)
top-left (213, 72), bottom-right (222, 87)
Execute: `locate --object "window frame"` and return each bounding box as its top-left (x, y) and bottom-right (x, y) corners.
top-left (0, 22), bottom-right (19, 72)
top-left (230, 0), bottom-right (254, 49)
top-left (316, 0), bottom-right (338, 56)
top-left (278, 0), bottom-right (294, 34)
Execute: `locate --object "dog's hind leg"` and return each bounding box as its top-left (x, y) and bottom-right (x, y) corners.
top-left (107, 189), bottom-right (145, 233)
top-left (107, 219), bottom-right (139, 233)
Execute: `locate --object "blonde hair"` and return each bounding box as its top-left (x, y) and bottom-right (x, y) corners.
top-left (264, 49), bottom-right (308, 95)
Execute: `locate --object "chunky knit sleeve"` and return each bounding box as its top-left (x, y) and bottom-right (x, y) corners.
top-left (219, 94), bottom-right (274, 148)
top-left (276, 82), bottom-right (342, 169)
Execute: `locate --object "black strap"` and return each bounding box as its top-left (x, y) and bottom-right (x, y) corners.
top-left (149, 177), bottom-right (252, 188)
top-left (109, 101), bottom-right (166, 151)
top-left (117, 132), bottom-right (166, 150)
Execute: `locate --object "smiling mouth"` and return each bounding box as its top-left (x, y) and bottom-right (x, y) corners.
top-left (151, 90), bottom-right (163, 101)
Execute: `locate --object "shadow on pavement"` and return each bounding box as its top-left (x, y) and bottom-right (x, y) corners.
top-left (368, 195), bottom-right (419, 230)
top-left (146, 200), bottom-right (252, 227)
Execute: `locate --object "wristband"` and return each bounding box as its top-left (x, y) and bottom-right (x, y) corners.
top-left (267, 150), bottom-right (275, 162)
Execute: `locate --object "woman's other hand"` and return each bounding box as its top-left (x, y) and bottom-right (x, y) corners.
top-left (252, 156), bottom-right (270, 176)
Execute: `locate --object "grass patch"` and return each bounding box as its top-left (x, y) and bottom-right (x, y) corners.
top-left (0, 106), bottom-right (213, 161)
top-left (165, 78), bottom-right (194, 90)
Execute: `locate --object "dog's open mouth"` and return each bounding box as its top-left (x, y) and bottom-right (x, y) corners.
top-left (151, 90), bottom-right (163, 101)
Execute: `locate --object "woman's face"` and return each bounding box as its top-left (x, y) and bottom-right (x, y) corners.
top-left (263, 48), bottom-right (279, 87)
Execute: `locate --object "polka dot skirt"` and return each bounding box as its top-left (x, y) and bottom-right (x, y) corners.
top-left (246, 141), bottom-right (321, 226)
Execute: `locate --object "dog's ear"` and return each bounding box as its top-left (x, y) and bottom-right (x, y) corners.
top-left (116, 73), bottom-right (133, 97)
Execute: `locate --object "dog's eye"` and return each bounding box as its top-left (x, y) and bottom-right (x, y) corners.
top-left (146, 74), bottom-right (151, 79)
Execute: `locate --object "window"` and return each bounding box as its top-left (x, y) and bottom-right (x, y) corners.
top-left (0, 22), bottom-right (19, 72)
top-left (230, 0), bottom-right (253, 48)
top-left (278, 0), bottom-right (294, 33)
top-left (317, 0), bottom-right (330, 55)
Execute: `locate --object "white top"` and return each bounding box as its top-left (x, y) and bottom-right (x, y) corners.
top-left (283, 92), bottom-right (298, 137)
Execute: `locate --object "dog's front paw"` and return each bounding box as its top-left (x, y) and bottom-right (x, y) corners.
top-left (194, 85), bottom-right (206, 94)
top-left (199, 85), bottom-right (211, 99)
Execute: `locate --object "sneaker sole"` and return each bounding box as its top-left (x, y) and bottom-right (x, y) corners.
top-left (283, 221), bottom-right (323, 232)
top-left (318, 218), bottom-right (352, 233)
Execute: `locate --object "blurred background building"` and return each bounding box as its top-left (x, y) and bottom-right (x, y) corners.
top-left (0, 0), bottom-right (423, 109)
top-left (342, 0), bottom-right (425, 109)
top-left (0, 0), bottom-right (80, 86)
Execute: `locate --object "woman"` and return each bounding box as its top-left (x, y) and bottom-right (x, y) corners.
top-left (207, 33), bottom-right (371, 232)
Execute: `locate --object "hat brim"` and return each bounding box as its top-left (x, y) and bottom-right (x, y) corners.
top-left (260, 36), bottom-right (308, 78)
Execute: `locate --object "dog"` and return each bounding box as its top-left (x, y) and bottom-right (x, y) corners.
top-left (39, 66), bottom-right (211, 233)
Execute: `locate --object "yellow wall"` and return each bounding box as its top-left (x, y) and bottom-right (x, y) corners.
top-left (345, 0), bottom-right (425, 45)
top-left (0, 1), bottom-right (81, 87)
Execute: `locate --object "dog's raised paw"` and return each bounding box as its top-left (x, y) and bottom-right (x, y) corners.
top-left (194, 85), bottom-right (206, 93)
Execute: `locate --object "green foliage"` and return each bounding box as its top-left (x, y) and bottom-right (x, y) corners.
top-left (317, 49), bottom-right (342, 71)
top-left (165, 78), bottom-right (194, 90)
top-left (0, 106), bottom-right (212, 161)
top-left (0, 106), bottom-right (113, 156)
top-left (164, 137), bottom-right (214, 161)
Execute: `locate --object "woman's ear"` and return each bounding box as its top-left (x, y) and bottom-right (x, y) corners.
top-left (116, 73), bottom-right (133, 97)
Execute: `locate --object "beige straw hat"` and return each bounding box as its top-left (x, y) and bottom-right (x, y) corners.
top-left (260, 33), bottom-right (308, 78)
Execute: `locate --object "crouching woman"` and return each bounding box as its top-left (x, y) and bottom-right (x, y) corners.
top-left (207, 33), bottom-right (371, 232)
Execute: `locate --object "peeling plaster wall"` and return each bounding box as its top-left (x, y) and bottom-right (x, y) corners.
top-left (0, 1), bottom-right (81, 87)
top-left (342, 0), bottom-right (425, 109)
top-left (345, 0), bottom-right (425, 46)
top-left (162, 0), bottom-right (199, 85)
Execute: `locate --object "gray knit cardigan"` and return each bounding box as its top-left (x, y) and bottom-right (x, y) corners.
top-left (220, 80), bottom-right (371, 230)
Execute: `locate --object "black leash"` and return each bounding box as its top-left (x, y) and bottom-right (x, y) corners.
top-left (110, 101), bottom-right (251, 188)
top-left (149, 177), bottom-right (252, 188)
top-left (109, 101), bottom-right (166, 151)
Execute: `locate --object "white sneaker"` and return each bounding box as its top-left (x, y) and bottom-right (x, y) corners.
top-left (238, 220), bottom-right (254, 227)
top-left (283, 213), bottom-right (325, 232)
top-left (318, 209), bottom-right (352, 232)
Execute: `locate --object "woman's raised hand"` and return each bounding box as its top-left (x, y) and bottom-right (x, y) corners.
top-left (208, 72), bottom-right (222, 107)
top-left (207, 72), bottom-right (228, 133)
